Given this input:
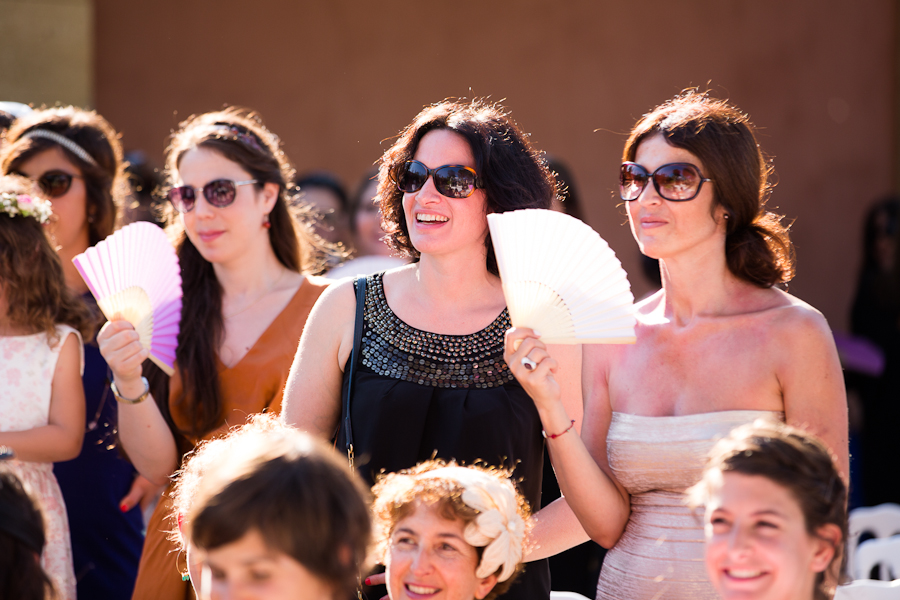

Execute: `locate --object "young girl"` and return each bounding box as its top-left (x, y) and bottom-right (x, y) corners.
top-left (688, 420), bottom-right (847, 600)
top-left (172, 413), bottom-right (372, 600)
top-left (0, 175), bottom-right (93, 600)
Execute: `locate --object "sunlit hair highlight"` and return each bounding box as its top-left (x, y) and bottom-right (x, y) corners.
top-left (623, 90), bottom-right (794, 287)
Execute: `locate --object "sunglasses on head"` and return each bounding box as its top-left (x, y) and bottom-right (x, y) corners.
top-left (619, 162), bottom-right (713, 202)
top-left (167, 179), bottom-right (258, 213)
top-left (12, 170), bottom-right (80, 198)
top-left (394, 160), bottom-right (483, 199)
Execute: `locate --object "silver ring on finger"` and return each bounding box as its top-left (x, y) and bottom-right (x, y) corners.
top-left (521, 356), bottom-right (537, 371)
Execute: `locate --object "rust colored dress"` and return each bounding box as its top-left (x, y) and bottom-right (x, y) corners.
top-left (130, 276), bottom-right (328, 600)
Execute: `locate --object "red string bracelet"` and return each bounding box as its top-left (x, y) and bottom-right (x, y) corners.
top-left (542, 419), bottom-right (576, 440)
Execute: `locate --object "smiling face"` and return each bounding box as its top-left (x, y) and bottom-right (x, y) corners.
top-left (175, 146), bottom-right (277, 267)
top-left (704, 472), bottom-right (836, 600)
top-left (387, 502), bottom-right (497, 600)
top-left (627, 133), bottom-right (725, 261)
top-left (14, 146), bottom-right (89, 255)
top-left (195, 529), bottom-right (334, 600)
top-left (402, 129), bottom-right (488, 260)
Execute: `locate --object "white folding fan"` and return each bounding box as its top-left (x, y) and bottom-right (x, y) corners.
top-left (488, 208), bottom-right (636, 344)
top-left (73, 221), bottom-right (182, 375)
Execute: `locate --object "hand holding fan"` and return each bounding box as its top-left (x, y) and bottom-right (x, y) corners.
top-left (488, 209), bottom-right (636, 345)
top-left (73, 221), bottom-right (182, 375)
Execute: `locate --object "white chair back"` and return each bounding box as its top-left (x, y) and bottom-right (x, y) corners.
top-left (833, 578), bottom-right (900, 600)
top-left (848, 504), bottom-right (900, 579)
top-left (856, 536), bottom-right (900, 582)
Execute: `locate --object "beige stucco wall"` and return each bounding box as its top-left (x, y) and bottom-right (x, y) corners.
top-left (92, 0), bottom-right (895, 332)
top-left (0, 0), bottom-right (93, 108)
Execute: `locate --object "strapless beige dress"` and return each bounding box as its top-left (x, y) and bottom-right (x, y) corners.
top-left (595, 410), bottom-right (784, 600)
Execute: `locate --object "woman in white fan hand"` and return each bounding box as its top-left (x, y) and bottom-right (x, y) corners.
top-left (505, 91), bottom-right (848, 600)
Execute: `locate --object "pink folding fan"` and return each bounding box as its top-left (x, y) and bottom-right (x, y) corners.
top-left (73, 222), bottom-right (181, 375)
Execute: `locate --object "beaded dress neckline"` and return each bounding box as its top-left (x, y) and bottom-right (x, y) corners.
top-left (359, 272), bottom-right (514, 389)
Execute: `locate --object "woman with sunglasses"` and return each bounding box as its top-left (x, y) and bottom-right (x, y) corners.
top-left (0, 106), bottom-right (150, 600)
top-left (283, 99), bottom-right (585, 600)
top-left (95, 107), bottom-right (331, 599)
top-left (504, 91), bottom-right (848, 600)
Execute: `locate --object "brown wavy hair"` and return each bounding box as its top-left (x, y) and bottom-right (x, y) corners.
top-left (1, 106), bottom-right (127, 244)
top-left (623, 91), bottom-right (795, 287)
top-left (688, 420), bottom-right (847, 600)
top-left (173, 414), bottom-right (372, 600)
top-left (0, 175), bottom-right (94, 343)
top-left (371, 460), bottom-right (531, 600)
top-left (151, 107), bottom-right (328, 442)
top-left (378, 99), bottom-right (556, 276)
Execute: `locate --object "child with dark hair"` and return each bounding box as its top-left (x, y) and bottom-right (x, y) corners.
top-left (0, 469), bottom-right (57, 600)
top-left (172, 413), bottom-right (371, 600)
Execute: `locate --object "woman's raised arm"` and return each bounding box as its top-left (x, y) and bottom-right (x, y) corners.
top-left (97, 320), bottom-right (178, 486)
top-left (505, 328), bottom-right (631, 548)
top-left (281, 278), bottom-right (357, 439)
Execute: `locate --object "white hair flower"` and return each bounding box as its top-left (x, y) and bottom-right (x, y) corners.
top-left (0, 193), bottom-right (52, 224)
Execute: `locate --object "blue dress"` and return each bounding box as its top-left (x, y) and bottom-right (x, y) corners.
top-left (53, 295), bottom-right (144, 599)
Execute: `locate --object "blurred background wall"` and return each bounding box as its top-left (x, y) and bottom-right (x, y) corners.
top-left (1, 0), bottom-right (896, 332)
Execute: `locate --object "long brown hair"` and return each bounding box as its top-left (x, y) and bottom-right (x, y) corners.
top-left (0, 175), bottom-right (93, 343)
top-left (378, 99), bottom-right (556, 276)
top-left (153, 107), bottom-right (326, 441)
top-left (1, 106), bottom-right (127, 244)
top-left (623, 91), bottom-right (795, 288)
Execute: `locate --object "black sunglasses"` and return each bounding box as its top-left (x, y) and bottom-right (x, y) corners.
top-left (394, 160), bottom-right (483, 199)
top-left (167, 179), bottom-right (258, 213)
top-left (619, 162), bottom-right (713, 202)
top-left (12, 170), bottom-right (80, 198)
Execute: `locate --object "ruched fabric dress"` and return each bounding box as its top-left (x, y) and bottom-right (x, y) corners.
top-left (338, 273), bottom-right (549, 600)
top-left (595, 410), bottom-right (784, 600)
top-left (130, 276), bottom-right (328, 600)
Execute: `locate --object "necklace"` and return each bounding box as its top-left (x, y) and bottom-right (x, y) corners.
top-left (223, 268), bottom-right (287, 320)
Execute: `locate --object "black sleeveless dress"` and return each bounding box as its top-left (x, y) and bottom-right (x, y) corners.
top-left (338, 272), bottom-right (550, 600)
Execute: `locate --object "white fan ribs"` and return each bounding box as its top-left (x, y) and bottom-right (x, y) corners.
top-left (488, 209), bottom-right (636, 344)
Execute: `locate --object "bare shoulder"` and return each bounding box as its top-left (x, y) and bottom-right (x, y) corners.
top-left (765, 289), bottom-right (832, 337)
top-left (310, 275), bottom-right (361, 319)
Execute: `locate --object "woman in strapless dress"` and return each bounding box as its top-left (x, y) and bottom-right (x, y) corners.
top-left (505, 91), bottom-right (849, 600)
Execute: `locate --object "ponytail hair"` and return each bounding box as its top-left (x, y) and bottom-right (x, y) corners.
top-left (623, 90), bottom-right (794, 287)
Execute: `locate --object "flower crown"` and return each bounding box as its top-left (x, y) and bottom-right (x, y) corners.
top-left (0, 192), bottom-right (53, 224)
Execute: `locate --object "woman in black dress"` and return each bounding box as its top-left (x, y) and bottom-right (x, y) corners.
top-left (283, 99), bottom-right (586, 600)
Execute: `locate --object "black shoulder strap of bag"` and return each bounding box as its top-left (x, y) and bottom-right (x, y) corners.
top-left (343, 275), bottom-right (367, 469)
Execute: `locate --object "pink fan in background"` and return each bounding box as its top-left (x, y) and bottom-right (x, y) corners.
top-left (73, 221), bottom-right (181, 375)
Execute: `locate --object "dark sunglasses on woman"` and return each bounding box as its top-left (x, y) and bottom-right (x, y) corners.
top-left (394, 160), bottom-right (483, 199)
top-left (12, 170), bottom-right (81, 198)
top-left (167, 179), bottom-right (258, 213)
top-left (619, 162), bottom-right (713, 202)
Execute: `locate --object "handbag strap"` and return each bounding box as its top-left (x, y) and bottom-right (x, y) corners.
top-left (343, 275), bottom-right (367, 469)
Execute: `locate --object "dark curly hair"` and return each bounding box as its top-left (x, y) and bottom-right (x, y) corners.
top-left (623, 91), bottom-right (794, 288)
top-left (1, 106), bottom-right (127, 245)
top-left (377, 99), bottom-right (556, 276)
top-left (688, 420), bottom-right (847, 600)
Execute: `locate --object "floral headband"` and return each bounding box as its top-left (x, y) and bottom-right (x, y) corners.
top-left (0, 192), bottom-right (53, 224)
top-left (419, 467), bottom-right (525, 582)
